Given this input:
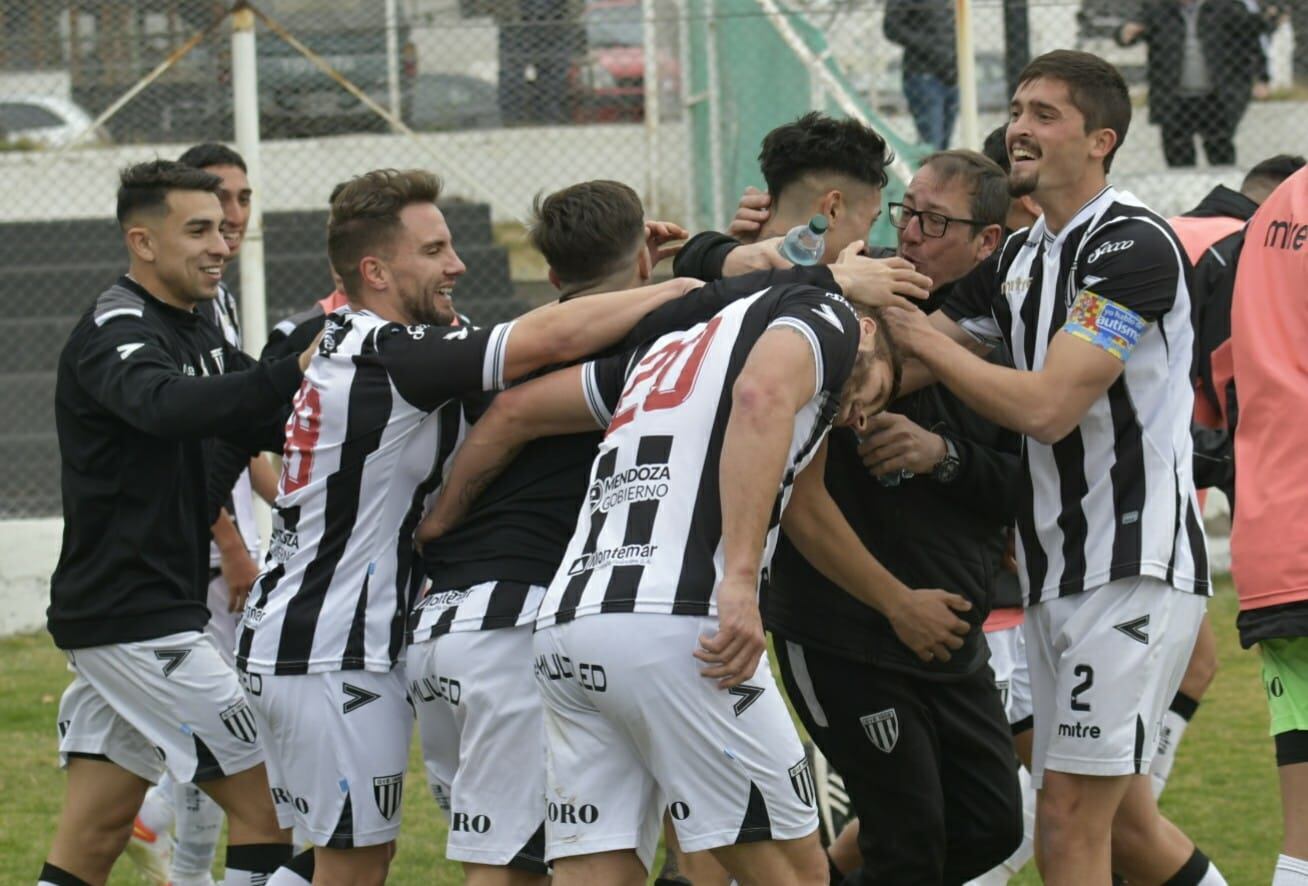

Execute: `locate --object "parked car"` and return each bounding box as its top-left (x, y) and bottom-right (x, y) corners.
top-left (250, 0), bottom-right (418, 137)
top-left (0, 96), bottom-right (110, 149)
top-left (569, 0), bottom-right (680, 123)
top-left (409, 73), bottom-right (501, 132)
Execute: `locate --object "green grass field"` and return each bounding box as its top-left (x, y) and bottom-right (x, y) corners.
top-left (0, 579), bottom-right (1277, 884)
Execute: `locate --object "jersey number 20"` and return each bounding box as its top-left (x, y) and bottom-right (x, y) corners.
top-left (608, 317), bottom-right (722, 436)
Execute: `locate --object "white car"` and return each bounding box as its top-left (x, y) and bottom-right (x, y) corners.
top-left (0, 96), bottom-right (110, 149)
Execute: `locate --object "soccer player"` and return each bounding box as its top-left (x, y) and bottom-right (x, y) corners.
top-left (41, 160), bottom-right (311, 886)
top-left (126, 141), bottom-right (268, 886)
top-left (1226, 164), bottom-right (1308, 886)
top-left (233, 168), bottom-right (707, 884)
top-left (883, 51), bottom-right (1226, 885)
top-left (426, 276), bottom-right (903, 886)
top-left (702, 144), bottom-right (1025, 885)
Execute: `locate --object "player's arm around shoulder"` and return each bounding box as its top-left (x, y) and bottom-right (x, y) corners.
top-left (415, 363), bottom-right (602, 544)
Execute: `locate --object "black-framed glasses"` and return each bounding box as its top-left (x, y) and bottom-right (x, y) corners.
top-left (887, 202), bottom-right (980, 238)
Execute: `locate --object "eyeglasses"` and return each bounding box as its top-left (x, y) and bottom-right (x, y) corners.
top-left (887, 202), bottom-right (981, 239)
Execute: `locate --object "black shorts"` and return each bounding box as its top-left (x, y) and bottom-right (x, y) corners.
top-left (776, 639), bottom-right (1021, 885)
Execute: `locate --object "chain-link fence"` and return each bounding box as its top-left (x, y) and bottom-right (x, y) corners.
top-left (1, 0), bottom-right (1305, 518)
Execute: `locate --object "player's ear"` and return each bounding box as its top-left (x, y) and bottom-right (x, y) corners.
top-left (124, 223), bottom-right (156, 264)
top-left (821, 189), bottom-right (843, 223)
top-left (548, 267), bottom-right (563, 291)
top-left (636, 244), bottom-right (653, 282)
top-left (359, 255), bottom-right (388, 291)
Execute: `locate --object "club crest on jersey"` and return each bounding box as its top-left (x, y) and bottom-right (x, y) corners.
top-left (220, 700), bottom-right (258, 744)
top-left (861, 708), bottom-right (899, 754)
top-left (373, 773), bottom-right (404, 821)
top-left (788, 758), bottom-right (816, 807)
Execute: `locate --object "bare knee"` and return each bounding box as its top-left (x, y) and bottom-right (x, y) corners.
top-left (313, 843), bottom-right (393, 886)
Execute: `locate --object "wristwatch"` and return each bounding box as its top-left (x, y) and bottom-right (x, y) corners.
top-left (931, 435), bottom-right (961, 483)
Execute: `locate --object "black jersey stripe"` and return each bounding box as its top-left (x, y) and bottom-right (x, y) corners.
top-left (671, 299), bottom-right (773, 616)
top-left (1015, 446), bottom-right (1047, 605)
top-left (341, 567), bottom-right (371, 669)
top-left (274, 354), bottom-right (393, 673)
top-left (1019, 243), bottom-right (1046, 370)
top-left (395, 398), bottom-right (464, 652)
top-left (1107, 377), bottom-right (1146, 581)
top-left (1184, 497), bottom-right (1209, 591)
top-left (601, 434), bottom-right (674, 612)
top-left (1052, 429), bottom-right (1090, 596)
top-left (481, 581), bottom-right (535, 629)
top-left (554, 448), bottom-right (619, 624)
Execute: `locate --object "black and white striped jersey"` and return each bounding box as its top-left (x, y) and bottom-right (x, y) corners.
top-left (943, 186), bottom-right (1209, 605)
top-left (236, 308), bottom-right (511, 674)
top-left (535, 285), bottom-right (859, 628)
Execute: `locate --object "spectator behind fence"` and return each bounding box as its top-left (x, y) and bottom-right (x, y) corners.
top-left (884, 0), bottom-right (958, 150)
top-left (1118, 0), bottom-right (1281, 168)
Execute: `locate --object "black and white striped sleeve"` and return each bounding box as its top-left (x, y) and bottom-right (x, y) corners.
top-left (378, 320), bottom-right (516, 411)
top-left (581, 346), bottom-right (643, 427)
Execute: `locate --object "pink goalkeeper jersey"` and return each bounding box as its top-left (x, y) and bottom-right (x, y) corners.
top-left (1230, 166), bottom-right (1308, 610)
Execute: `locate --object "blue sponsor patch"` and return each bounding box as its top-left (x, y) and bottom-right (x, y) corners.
top-left (1062, 290), bottom-right (1145, 361)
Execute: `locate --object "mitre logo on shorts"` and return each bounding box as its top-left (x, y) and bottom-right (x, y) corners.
top-left (567, 543), bottom-right (658, 576)
top-left (788, 758), bottom-right (816, 808)
top-left (861, 708), bottom-right (899, 754)
top-left (220, 699), bottom-right (258, 744)
top-left (587, 463), bottom-right (672, 513)
top-left (373, 773), bottom-right (404, 821)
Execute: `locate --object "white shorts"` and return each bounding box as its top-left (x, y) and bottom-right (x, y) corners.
top-left (56, 631), bottom-right (263, 784)
top-left (242, 668), bottom-right (412, 847)
top-left (1025, 576), bottom-right (1205, 788)
top-left (985, 623), bottom-right (1033, 731)
top-left (205, 571), bottom-right (240, 668)
top-left (533, 613), bottom-right (818, 868)
top-left (406, 622), bottom-right (548, 872)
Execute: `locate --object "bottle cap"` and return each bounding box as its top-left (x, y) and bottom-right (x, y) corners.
top-left (808, 214), bottom-right (829, 234)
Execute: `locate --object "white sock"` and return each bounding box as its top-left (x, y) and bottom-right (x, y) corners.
top-left (1151, 708), bottom-right (1191, 797)
top-left (1198, 860), bottom-right (1229, 885)
top-left (1273, 854), bottom-right (1308, 885)
top-left (264, 848), bottom-right (315, 886)
top-left (170, 782), bottom-right (224, 882)
top-left (223, 845), bottom-right (292, 886)
top-left (137, 773), bottom-right (177, 836)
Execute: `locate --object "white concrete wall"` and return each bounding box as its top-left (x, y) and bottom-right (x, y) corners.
top-left (0, 122), bottom-right (688, 227)
top-left (0, 518), bottom-right (61, 637)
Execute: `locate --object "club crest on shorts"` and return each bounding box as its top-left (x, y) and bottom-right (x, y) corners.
top-left (219, 700), bottom-right (258, 744)
top-left (373, 773), bottom-right (404, 821)
top-left (788, 758), bottom-right (816, 807)
top-left (861, 708), bottom-right (899, 754)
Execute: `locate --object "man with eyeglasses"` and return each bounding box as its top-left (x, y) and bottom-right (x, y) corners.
top-left (684, 147), bottom-right (1024, 884)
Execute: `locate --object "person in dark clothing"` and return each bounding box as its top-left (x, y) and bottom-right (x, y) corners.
top-left (1118, 0), bottom-right (1281, 167)
top-left (885, 0), bottom-right (958, 149)
top-left (687, 148), bottom-right (1023, 885)
top-left (40, 160), bottom-right (310, 886)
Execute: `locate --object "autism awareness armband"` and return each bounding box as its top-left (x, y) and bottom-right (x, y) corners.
top-left (1062, 290), bottom-right (1146, 361)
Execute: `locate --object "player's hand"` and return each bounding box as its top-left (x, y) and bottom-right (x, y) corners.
top-left (299, 329), bottom-right (325, 373)
top-left (414, 507), bottom-right (447, 549)
top-left (726, 187), bottom-right (772, 244)
top-left (886, 587), bottom-right (972, 662)
top-left (646, 219), bottom-right (690, 267)
top-left (695, 576), bottom-right (765, 688)
top-left (220, 546), bottom-right (260, 613)
top-left (721, 236), bottom-right (793, 276)
top-left (882, 304), bottom-right (939, 357)
top-left (856, 412), bottom-right (948, 478)
top-left (829, 253), bottom-right (932, 311)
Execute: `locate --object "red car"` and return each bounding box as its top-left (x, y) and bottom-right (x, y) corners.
top-left (570, 0), bottom-right (681, 123)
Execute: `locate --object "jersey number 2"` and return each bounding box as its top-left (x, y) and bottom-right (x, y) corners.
top-left (281, 383), bottom-right (322, 494)
top-left (608, 317), bottom-right (721, 435)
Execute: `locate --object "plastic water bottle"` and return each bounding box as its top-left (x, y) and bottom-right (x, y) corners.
top-left (779, 214), bottom-right (829, 265)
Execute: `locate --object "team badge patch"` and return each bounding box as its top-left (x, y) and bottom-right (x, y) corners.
top-left (1063, 290), bottom-right (1145, 361)
top-left (373, 773), bottom-right (404, 821)
top-left (788, 758), bottom-right (816, 807)
top-left (219, 700), bottom-right (258, 744)
top-left (861, 708), bottom-right (899, 754)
